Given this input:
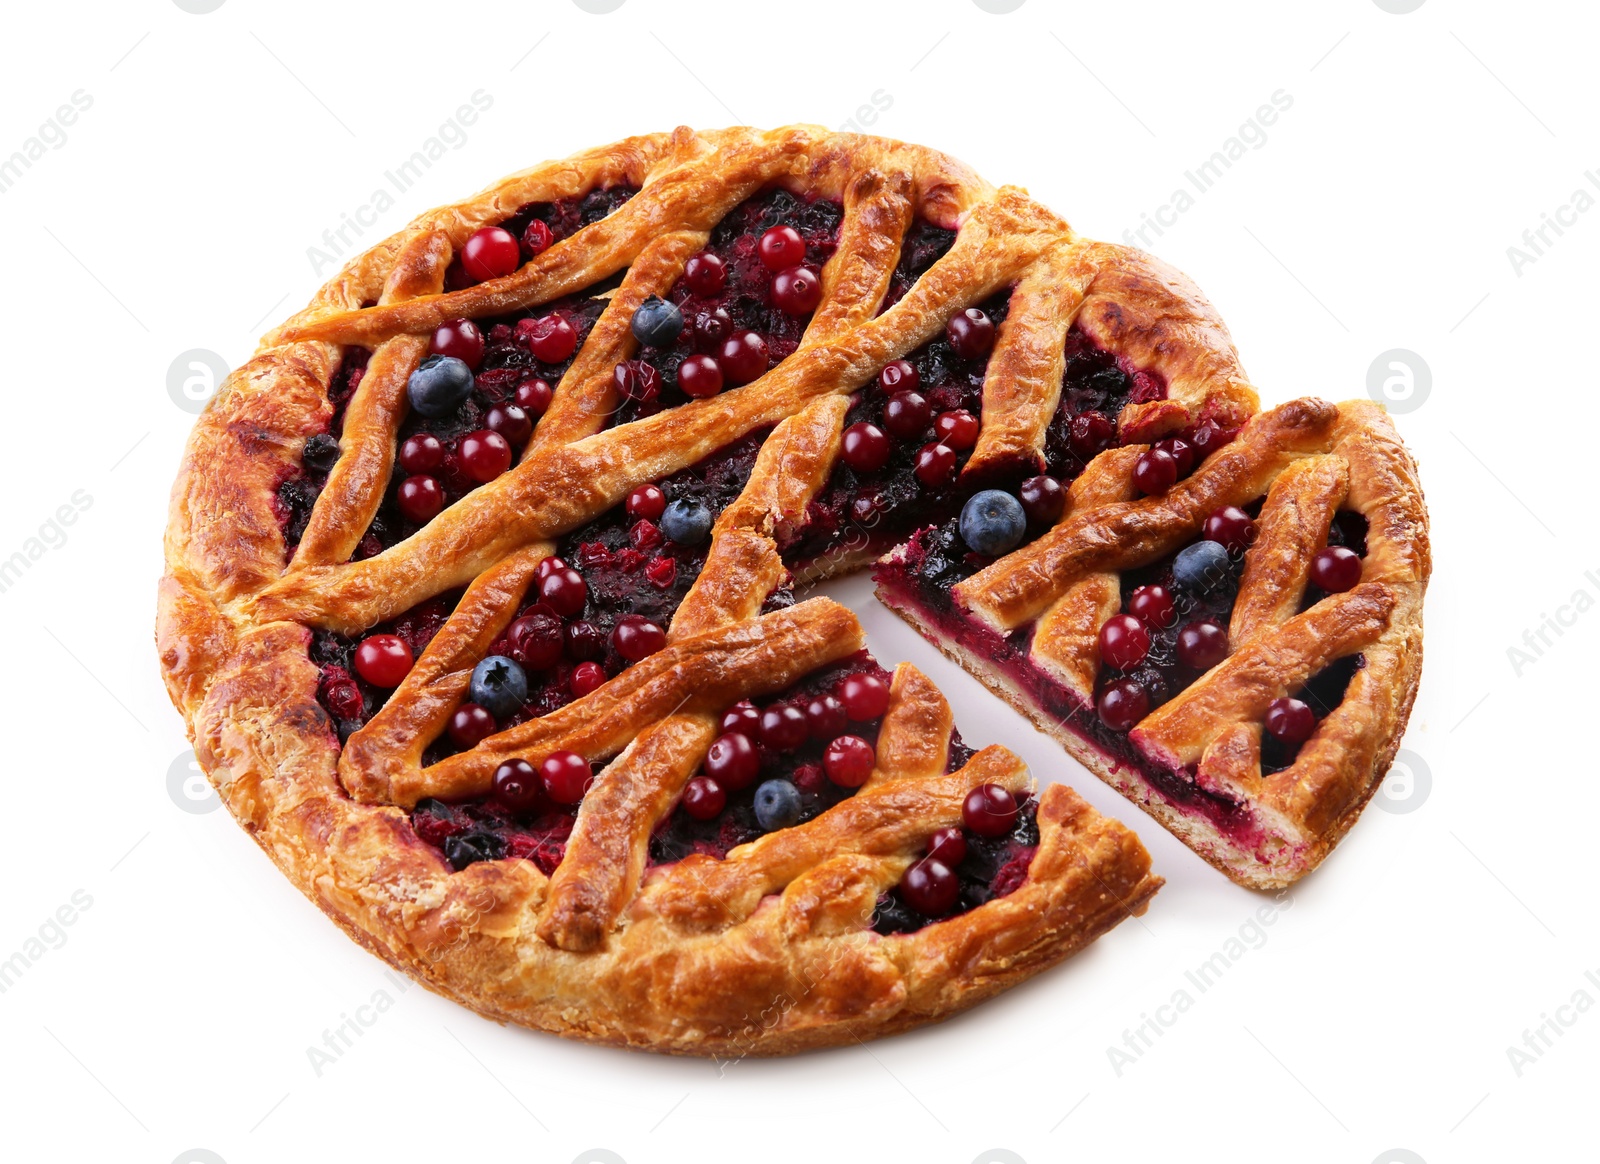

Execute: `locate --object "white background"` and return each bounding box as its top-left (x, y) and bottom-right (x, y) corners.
top-left (1, 1), bottom-right (1592, 1161)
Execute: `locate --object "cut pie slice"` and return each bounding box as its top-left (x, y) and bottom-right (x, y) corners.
top-left (877, 397), bottom-right (1430, 888)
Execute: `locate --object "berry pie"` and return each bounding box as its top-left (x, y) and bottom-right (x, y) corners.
top-left (157, 125), bottom-right (1418, 1054)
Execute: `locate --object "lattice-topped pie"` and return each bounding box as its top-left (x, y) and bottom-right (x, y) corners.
top-left (158, 125), bottom-right (1421, 1054)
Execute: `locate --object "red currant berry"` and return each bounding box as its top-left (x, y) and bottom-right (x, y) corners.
top-left (611, 614), bottom-right (666, 662)
top-left (397, 475), bottom-right (444, 523)
top-left (1265, 697), bottom-right (1318, 744)
top-left (962, 783), bottom-right (1019, 837)
top-left (705, 732), bottom-right (760, 790)
top-left (879, 359), bottom-right (919, 394)
top-left (771, 266), bottom-right (821, 315)
top-left (540, 750), bottom-right (592, 804)
top-left (676, 353), bottom-right (724, 398)
top-left (1128, 584), bottom-right (1177, 629)
top-left (914, 443), bottom-right (958, 488)
top-left (429, 318), bottom-right (485, 369)
top-left (539, 566), bottom-right (588, 617)
top-left (900, 857), bottom-right (960, 915)
top-left (716, 330), bottom-right (769, 385)
top-left (626, 484), bottom-right (666, 521)
top-left (683, 251), bottom-right (727, 295)
top-left (448, 703), bottom-right (497, 747)
top-left (719, 699), bottom-right (762, 737)
top-left (759, 704), bottom-right (809, 752)
top-left (569, 661), bottom-right (606, 697)
top-left (1018, 475), bottom-right (1065, 526)
top-left (839, 673), bottom-right (890, 721)
top-left (758, 225), bottom-right (806, 271)
top-left (926, 826), bottom-right (967, 866)
top-left (1203, 506), bottom-right (1258, 555)
top-left (1310, 546), bottom-right (1362, 593)
top-left (934, 409), bottom-right (979, 451)
top-left (459, 429), bottom-right (512, 483)
top-left (461, 226), bottom-right (520, 282)
top-left (399, 433), bottom-right (444, 474)
top-left (1097, 679), bottom-right (1150, 732)
top-left (1154, 436), bottom-right (1195, 477)
top-left (1134, 448), bottom-right (1178, 495)
top-left (680, 776), bottom-right (726, 821)
top-left (946, 308), bottom-right (995, 358)
top-left (515, 378), bottom-right (553, 416)
top-left (1176, 619), bottom-right (1229, 670)
top-left (486, 403), bottom-right (532, 445)
top-left (823, 735), bottom-right (875, 787)
top-left (521, 218), bottom-right (554, 257)
top-left (492, 758), bottom-right (546, 815)
top-left (1069, 411), bottom-right (1116, 459)
top-left (804, 694), bottom-right (847, 741)
top-left (1099, 614), bottom-right (1152, 670)
top-left (882, 390), bottom-right (931, 440)
top-left (841, 422), bottom-right (891, 473)
top-left (507, 607), bottom-right (564, 670)
top-left (523, 315), bottom-right (578, 363)
top-left (354, 634), bottom-right (413, 687)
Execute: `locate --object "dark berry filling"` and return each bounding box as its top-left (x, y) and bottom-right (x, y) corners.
top-left (310, 593), bottom-right (461, 743)
top-left (871, 796), bottom-right (1039, 935)
top-left (880, 220), bottom-right (957, 313)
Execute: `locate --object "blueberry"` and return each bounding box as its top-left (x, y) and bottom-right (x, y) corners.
top-left (753, 779), bottom-right (802, 832)
top-left (469, 655), bottom-right (527, 717)
top-left (407, 355), bottom-right (475, 418)
top-left (302, 432), bottom-right (340, 473)
top-left (660, 497), bottom-right (712, 545)
top-left (443, 832), bottom-right (505, 871)
top-left (959, 489), bottom-right (1027, 557)
top-left (630, 295), bottom-right (684, 348)
top-left (1172, 540), bottom-right (1232, 593)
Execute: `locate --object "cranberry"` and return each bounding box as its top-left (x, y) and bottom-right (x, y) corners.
top-left (1311, 546), bottom-right (1362, 593)
top-left (841, 422), bottom-right (891, 473)
top-left (448, 703), bottom-right (496, 747)
top-left (1097, 679), bottom-right (1150, 732)
top-left (681, 776), bottom-right (726, 821)
top-left (676, 353), bottom-right (724, 398)
top-left (459, 429), bottom-right (512, 483)
top-left (914, 443), bottom-right (958, 488)
top-left (720, 699), bottom-right (762, 737)
top-left (540, 750), bottom-right (592, 804)
top-left (691, 306), bottom-right (732, 351)
top-left (758, 225), bottom-right (806, 271)
top-left (486, 403), bottom-right (532, 445)
top-left (613, 359), bottom-right (660, 403)
top-left (397, 475), bottom-right (444, 523)
top-left (1128, 584), bottom-right (1177, 629)
top-left (537, 555), bottom-right (567, 582)
top-left (570, 661), bottom-right (606, 697)
top-left (804, 694), bottom-right (847, 740)
top-left (879, 359), bottom-right (919, 394)
top-left (851, 493), bottom-right (883, 526)
top-left (1134, 448), bottom-right (1178, 495)
top-left (962, 784), bottom-right (1018, 837)
top-left (759, 704), bottom-right (809, 752)
top-left (508, 607), bottom-right (564, 670)
top-left (626, 484), bottom-right (666, 521)
top-left (946, 308), bottom-right (995, 358)
top-left (522, 315), bottom-right (578, 363)
top-left (1176, 620), bottom-right (1229, 670)
top-left (564, 620), bottom-right (604, 661)
top-left (684, 251), bottom-right (727, 295)
top-left (354, 634), bottom-right (412, 687)
top-left (461, 226), bottom-right (520, 282)
top-left (521, 218), bottom-right (554, 257)
top-left (1203, 506), bottom-right (1257, 555)
top-left (539, 566), bottom-right (588, 616)
top-left (399, 433), bottom-right (444, 474)
top-left (934, 410), bottom-right (979, 451)
top-left (1069, 411), bottom-right (1116, 459)
top-left (1019, 475), bottom-right (1065, 526)
top-left (705, 732), bottom-right (760, 790)
top-left (839, 673), bottom-right (890, 721)
top-left (611, 614), bottom-right (666, 662)
top-left (322, 678), bottom-right (363, 721)
top-left (1155, 437), bottom-right (1195, 476)
top-left (429, 318), bottom-right (485, 369)
top-left (926, 826), bottom-right (967, 866)
top-left (900, 858), bottom-right (960, 915)
top-left (823, 735), bottom-right (875, 788)
top-left (515, 378), bottom-right (553, 416)
top-left (1099, 614), bottom-right (1151, 670)
top-left (492, 758), bottom-right (546, 815)
top-left (882, 390), bottom-right (931, 440)
top-left (1265, 697), bottom-right (1318, 743)
top-left (1189, 420), bottom-right (1238, 458)
top-left (717, 331), bottom-right (768, 385)
top-left (771, 265), bottom-right (821, 314)
top-left (629, 519), bottom-right (663, 551)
